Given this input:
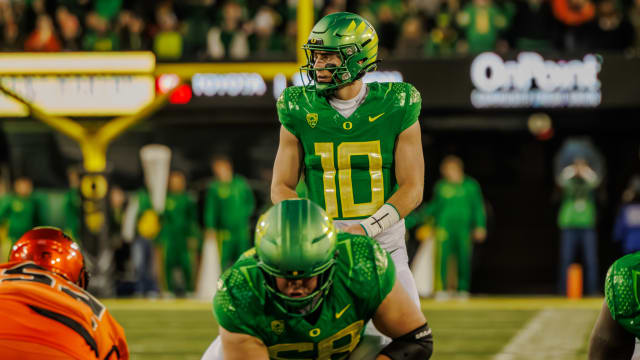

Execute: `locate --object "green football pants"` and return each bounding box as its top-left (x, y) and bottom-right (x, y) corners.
top-left (219, 227), bottom-right (250, 271)
top-left (164, 247), bottom-right (193, 293)
top-left (435, 226), bottom-right (472, 292)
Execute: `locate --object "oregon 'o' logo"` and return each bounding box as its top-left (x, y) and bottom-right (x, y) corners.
top-left (343, 121), bottom-right (352, 130)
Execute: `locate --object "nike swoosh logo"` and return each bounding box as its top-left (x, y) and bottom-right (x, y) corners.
top-left (368, 113), bottom-right (384, 122)
top-left (335, 304), bottom-right (351, 319)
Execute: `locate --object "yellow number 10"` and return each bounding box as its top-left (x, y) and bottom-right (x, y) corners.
top-left (314, 141), bottom-right (384, 218)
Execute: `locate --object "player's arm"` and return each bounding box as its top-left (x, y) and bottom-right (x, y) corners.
top-left (387, 120), bottom-right (424, 217)
top-left (372, 281), bottom-right (433, 359)
top-left (271, 125), bottom-right (304, 204)
top-left (588, 301), bottom-right (635, 360)
top-left (354, 121), bottom-right (424, 237)
top-left (219, 327), bottom-right (269, 360)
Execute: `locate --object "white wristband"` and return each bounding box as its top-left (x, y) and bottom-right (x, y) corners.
top-left (360, 203), bottom-right (401, 238)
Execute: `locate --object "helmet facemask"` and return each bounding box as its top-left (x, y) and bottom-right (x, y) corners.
top-left (259, 253), bottom-right (337, 317)
top-left (301, 42), bottom-right (377, 96)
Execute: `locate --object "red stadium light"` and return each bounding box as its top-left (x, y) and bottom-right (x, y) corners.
top-left (156, 73), bottom-right (180, 94)
top-left (169, 84), bottom-right (192, 104)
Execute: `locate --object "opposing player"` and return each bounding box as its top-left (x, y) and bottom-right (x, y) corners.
top-left (202, 199), bottom-right (433, 360)
top-left (0, 227), bottom-right (129, 359)
top-left (271, 12), bottom-right (424, 305)
top-left (588, 252), bottom-right (640, 359)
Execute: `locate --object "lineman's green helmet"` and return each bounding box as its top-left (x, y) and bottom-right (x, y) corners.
top-left (256, 199), bottom-right (337, 317)
top-left (301, 12), bottom-right (379, 95)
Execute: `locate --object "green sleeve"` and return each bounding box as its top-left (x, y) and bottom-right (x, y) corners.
top-left (399, 83), bottom-right (422, 133)
top-left (604, 254), bottom-right (639, 326)
top-left (276, 87), bottom-right (298, 137)
top-left (213, 268), bottom-right (263, 337)
top-left (204, 183), bottom-right (217, 230)
top-left (468, 179), bottom-right (486, 229)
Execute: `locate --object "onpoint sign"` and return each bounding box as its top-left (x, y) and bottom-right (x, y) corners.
top-left (470, 52), bottom-right (602, 108)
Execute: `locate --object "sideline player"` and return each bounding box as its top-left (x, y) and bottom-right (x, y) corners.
top-left (588, 252), bottom-right (640, 360)
top-left (271, 11), bottom-right (424, 305)
top-left (0, 227), bottom-right (129, 359)
top-left (201, 199), bottom-right (433, 360)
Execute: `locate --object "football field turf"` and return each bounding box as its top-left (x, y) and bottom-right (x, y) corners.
top-left (104, 297), bottom-right (603, 360)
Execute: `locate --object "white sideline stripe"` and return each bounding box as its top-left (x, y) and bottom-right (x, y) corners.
top-left (493, 308), bottom-right (598, 360)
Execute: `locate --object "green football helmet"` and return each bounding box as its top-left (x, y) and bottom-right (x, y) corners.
top-left (255, 199), bottom-right (338, 317)
top-left (301, 12), bottom-right (379, 95)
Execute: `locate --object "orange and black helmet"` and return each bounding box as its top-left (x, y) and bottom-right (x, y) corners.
top-left (9, 227), bottom-right (88, 289)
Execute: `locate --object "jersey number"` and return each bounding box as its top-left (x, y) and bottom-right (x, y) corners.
top-left (0, 262), bottom-right (106, 322)
top-left (315, 141), bottom-right (384, 218)
top-left (268, 320), bottom-right (364, 360)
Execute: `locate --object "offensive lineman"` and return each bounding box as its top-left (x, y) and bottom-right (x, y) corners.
top-left (271, 12), bottom-right (424, 305)
top-left (201, 199), bottom-right (433, 360)
top-left (0, 227), bottom-right (129, 359)
top-left (589, 252), bottom-right (640, 359)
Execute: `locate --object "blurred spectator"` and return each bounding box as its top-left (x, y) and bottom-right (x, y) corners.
top-left (508, 0), bottom-right (560, 51)
top-left (396, 16), bottom-right (425, 57)
top-left (0, 177), bottom-right (45, 245)
top-left (375, 2), bottom-right (403, 56)
top-left (591, 0), bottom-right (634, 51)
top-left (613, 176), bottom-right (640, 254)
top-left (207, 0), bottom-right (249, 59)
top-left (56, 6), bottom-right (81, 50)
top-left (109, 186), bottom-right (135, 296)
top-left (406, 156), bottom-right (486, 300)
top-left (551, 0), bottom-right (597, 51)
top-left (425, 10), bottom-right (460, 56)
top-left (153, 2), bottom-right (182, 60)
top-left (131, 188), bottom-right (160, 297)
top-left (94, 0), bottom-right (122, 22)
top-left (250, 5), bottom-right (284, 57)
top-left (181, 5), bottom-right (210, 59)
top-left (24, 14), bottom-right (60, 51)
top-left (456, 0), bottom-right (510, 53)
top-left (158, 170), bottom-right (200, 296)
top-left (117, 10), bottom-right (148, 51)
top-left (204, 155), bottom-right (255, 271)
top-left (83, 12), bottom-right (119, 51)
top-left (0, 2), bottom-right (20, 50)
top-left (556, 155), bottom-right (602, 296)
top-left (62, 166), bottom-right (81, 244)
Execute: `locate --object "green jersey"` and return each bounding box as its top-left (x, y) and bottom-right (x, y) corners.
top-left (214, 233), bottom-right (396, 360)
top-left (413, 176), bottom-right (486, 229)
top-left (204, 176), bottom-right (255, 230)
top-left (605, 251), bottom-right (640, 337)
top-left (277, 82), bottom-right (421, 220)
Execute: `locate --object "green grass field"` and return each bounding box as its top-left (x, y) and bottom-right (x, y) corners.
top-left (104, 297), bottom-right (603, 360)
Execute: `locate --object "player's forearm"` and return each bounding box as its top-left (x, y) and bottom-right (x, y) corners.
top-left (270, 183), bottom-right (299, 204)
top-left (385, 182), bottom-right (424, 219)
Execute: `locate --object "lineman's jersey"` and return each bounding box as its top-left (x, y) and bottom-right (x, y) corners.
top-left (0, 261), bottom-right (129, 360)
top-left (213, 233), bottom-right (395, 360)
top-left (277, 82), bottom-right (421, 220)
top-left (605, 252), bottom-right (640, 337)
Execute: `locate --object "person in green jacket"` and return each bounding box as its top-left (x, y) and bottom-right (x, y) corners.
top-left (0, 177), bottom-right (46, 245)
top-left (557, 157), bottom-right (600, 295)
top-left (204, 155), bottom-right (255, 271)
top-left (62, 166), bottom-right (81, 243)
top-left (408, 156), bottom-right (486, 298)
top-left (158, 170), bottom-right (200, 295)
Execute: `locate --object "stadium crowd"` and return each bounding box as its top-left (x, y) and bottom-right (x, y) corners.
top-left (0, 0), bottom-right (638, 60)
